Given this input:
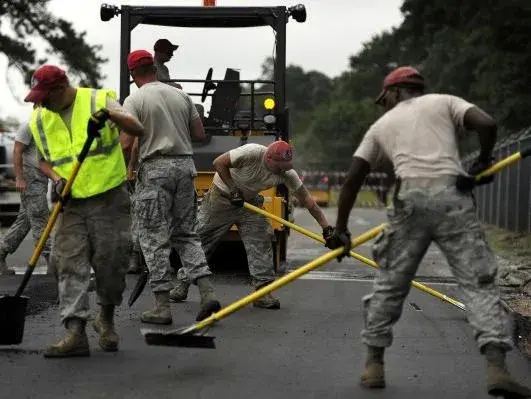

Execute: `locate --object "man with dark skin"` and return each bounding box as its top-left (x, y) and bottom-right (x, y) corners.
top-left (326, 66), bottom-right (531, 398)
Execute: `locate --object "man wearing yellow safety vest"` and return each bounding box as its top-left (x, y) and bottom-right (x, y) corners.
top-left (24, 64), bottom-right (145, 358)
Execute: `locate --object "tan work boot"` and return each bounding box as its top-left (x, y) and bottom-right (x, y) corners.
top-left (43, 317), bottom-right (90, 358)
top-left (0, 248), bottom-right (15, 276)
top-left (252, 281), bottom-right (280, 309)
top-left (141, 291), bottom-right (172, 325)
top-left (93, 305), bottom-right (119, 352)
top-left (484, 343), bottom-right (531, 398)
top-left (360, 346), bottom-right (385, 389)
top-left (195, 276), bottom-right (221, 321)
top-left (169, 279), bottom-right (190, 302)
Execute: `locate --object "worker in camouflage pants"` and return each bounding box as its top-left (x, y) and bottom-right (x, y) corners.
top-left (326, 65), bottom-right (531, 397)
top-left (122, 49), bottom-right (219, 324)
top-left (170, 141), bottom-right (332, 309)
top-left (126, 138), bottom-right (142, 274)
top-left (0, 121), bottom-right (51, 276)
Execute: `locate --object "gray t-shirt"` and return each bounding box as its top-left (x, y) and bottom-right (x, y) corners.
top-left (122, 81), bottom-right (199, 162)
top-left (15, 122), bottom-right (40, 170)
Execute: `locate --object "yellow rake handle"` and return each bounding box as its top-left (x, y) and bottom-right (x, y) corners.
top-left (28, 161), bottom-right (82, 267)
top-left (184, 224), bottom-right (386, 334)
top-left (475, 150), bottom-right (528, 180)
top-left (243, 202), bottom-right (466, 311)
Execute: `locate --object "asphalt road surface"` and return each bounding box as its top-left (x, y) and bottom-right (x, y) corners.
top-left (0, 206), bottom-right (530, 399)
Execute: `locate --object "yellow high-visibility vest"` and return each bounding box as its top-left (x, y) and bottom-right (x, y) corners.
top-left (29, 88), bottom-right (126, 199)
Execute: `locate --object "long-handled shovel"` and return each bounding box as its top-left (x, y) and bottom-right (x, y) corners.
top-left (239, 147), bottom-right (531, 314)
top-left (141, 224), bottom-right (385, 349)
top-left (242, 202), bottom-right (466, 311)
top-left (0, 109), bottom-right (108, 346)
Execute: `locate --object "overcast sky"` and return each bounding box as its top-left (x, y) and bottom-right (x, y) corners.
top-left (0, 0), bottom-right (404, 123)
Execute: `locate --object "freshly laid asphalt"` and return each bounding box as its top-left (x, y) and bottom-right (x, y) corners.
top-left (0, 206), bottom-right (529, 399)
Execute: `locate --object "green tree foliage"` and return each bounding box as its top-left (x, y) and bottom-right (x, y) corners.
top-left (279, 0), bottom-right (531, 171)
top-left (0, 0), bottom-right (107, 88)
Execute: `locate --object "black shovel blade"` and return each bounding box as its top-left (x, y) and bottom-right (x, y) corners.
top-left (141, 327), bottom-right (216, 349)
top-left (0, 295), bottom-right (29, 345)
top-left (128, 270), bottom-right (148, 307)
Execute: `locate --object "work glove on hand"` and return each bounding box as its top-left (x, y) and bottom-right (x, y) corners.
top-left (87, 108), bottom-right (110, 138)
top-left (467, 155), bottom-right (495, 186)
top-left (251, 193), bottom-right (265, 207)
top-left (230, 188), bottom-right (244, 208)
top-left (322, 226), bottom-right (334, 242)
top-left (325, 228), bottom-right (351, 262)
top-left (51, 178), bottom-right (71, 205)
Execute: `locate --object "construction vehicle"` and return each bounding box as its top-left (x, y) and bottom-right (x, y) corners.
top-left (0, 131), bottom-right (21, 227)
top-left (100, 2), bottom-right (307, 271)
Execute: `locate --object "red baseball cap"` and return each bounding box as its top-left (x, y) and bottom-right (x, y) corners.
top-left (375, 66), bottom-right (424, 105)
top-left (127, 50), bottom-right (154, 70)
top-left (266, 140), bottom-right (293, 169)
top-left (24, 65), bottom-right (67, 103)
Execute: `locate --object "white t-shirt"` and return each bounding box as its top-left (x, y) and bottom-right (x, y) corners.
top-left (212, 143), bottom-right (303, 198)
top-left (353, 93), bottom-right (475, 178)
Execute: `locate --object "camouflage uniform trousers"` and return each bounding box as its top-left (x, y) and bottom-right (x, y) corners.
top-left (53, 183), bottom-right (131, 323)
top-left (176, 185), bottom-right (275, 288)
top-left (133, 156), bottom-right (211, 292)
top-left (0, 169), bottom-right (50, 258)
top-left (362, 179), bottom-right (513, 352)
top-left (127, 179), bottom-right (141, 253)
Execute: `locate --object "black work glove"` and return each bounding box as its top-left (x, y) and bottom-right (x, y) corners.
top-left (467, 156), bottom-right (495, 186)
top-left (51, 178), bottom-right (71, 205)
top-left (87, 108), bottom-right (110, 138)
top-left (230, 188), bottom-right (244, 207)
top-left (322, 226), bottom-right (334, 242)
top-left (325, 227), bottom-right (351, 262)
top-left (251, 193), bottom-right (265, 207)
top-left (456, 155), bottom-right (495, 191)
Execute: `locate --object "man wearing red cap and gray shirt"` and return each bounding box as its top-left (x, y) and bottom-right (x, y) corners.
top-left (121, 49), bottom-right (220, 324)
top-left (170, 140), bottom-right (333, 309)
top-left (23, 64), bottom-right (145, 358)
top-left (153, 38), bottom-right (182, 89)
top-left (325, 66), bottom-right (531, 397)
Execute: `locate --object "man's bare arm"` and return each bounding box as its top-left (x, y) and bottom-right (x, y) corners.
top-left (190, 117), bottom-right (207, 142)
top-left (336, 157), bottom-right (371, 231)
top-left (108, 108), bottom-right (145, 137)
top-left (127, 138), bottom-right (139, 179)
top-left (294, 185), bottom-right (330, 228)
top-left (13, 142), bottom-right (25, 188)
top-left (13, 142), bottom-right (29, 192)
top-left (120, 132), bottom-right (136, 166)
top-left (39, 159), bottom-right (61, 183)
top-left (463, 106), bottom-right (497, 161)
